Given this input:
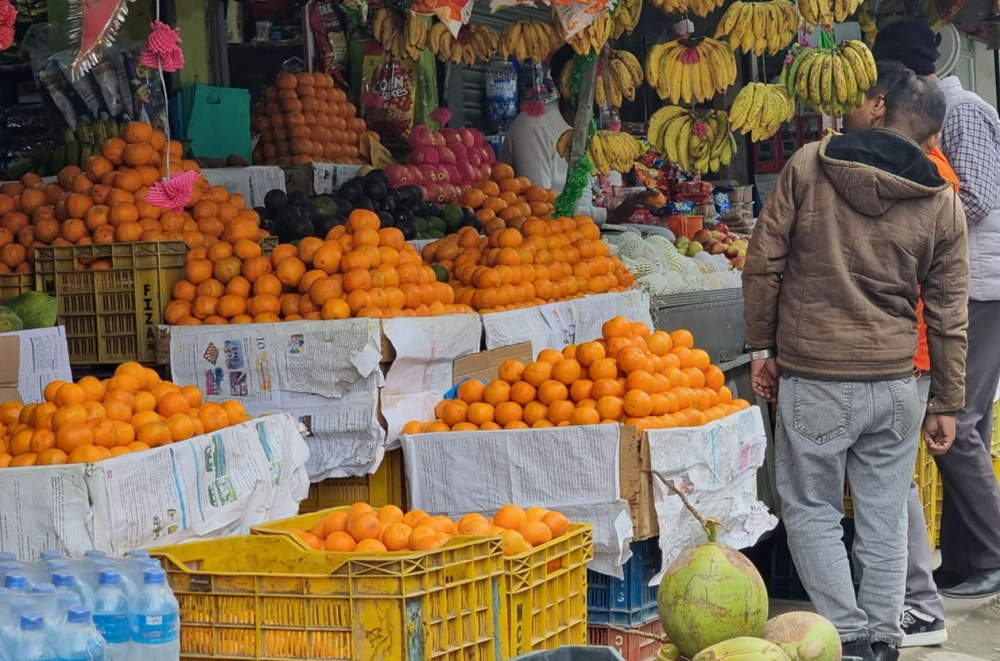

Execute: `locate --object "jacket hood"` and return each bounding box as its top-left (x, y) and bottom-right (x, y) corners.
top-left (819, 129), bottom-right (948, 216)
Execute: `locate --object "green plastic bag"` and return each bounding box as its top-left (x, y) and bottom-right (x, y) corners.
top-left (183, 82), bottom-right (252, 161)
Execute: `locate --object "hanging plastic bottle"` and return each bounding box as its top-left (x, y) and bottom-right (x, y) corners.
top-left (485, 56), bottom-right (518, 124)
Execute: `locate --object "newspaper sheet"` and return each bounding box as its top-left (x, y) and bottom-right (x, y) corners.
top-left (310, 163), bottom-right (362, 194)
top-left (381, 313), bottom-right (482, 446)
top-left (2, 326), bottom-right (73, 404)
top-left (169, 319), bottom-right (384, 481)
top-left (647, 406), bottom-right (778, 583)
top-left (201, 166), bottom-right (286, 207)
top-left (0, 415), bottom-right (309, 558)
top-left (402, 424), bottom-right (633, 577)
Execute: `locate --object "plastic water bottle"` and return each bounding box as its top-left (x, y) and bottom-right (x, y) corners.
top-left (45, 592), bottom-right (82, 641)
top-left (51, 571), bottom-right (94, 610)
top-left (1, 597), bottom-right (32, 645)
top-left (39, 551), bottom-right (64, 563)
top-left (130, 568), bottom-right (179, 660)
top-left (82, 552), bottom-right (106, 561)
top-left (91, 562), bottom-right (134, 601)
top-left (121, 560), bottom-right (160, 593)
top-left (11, 612), bottom-right (56, 660)
top-left (29, 584), bottom-right (58, 624)
top-left (0, 562), bottom-right (26, 584)
top-left (0, 552), bottom-right (16, 562)
top-left (54, 607), bottom-right (105, 661)
top-left (92, 571), bottom-right (129, 661)
top-left (5, 572), bottom-right (31, 594)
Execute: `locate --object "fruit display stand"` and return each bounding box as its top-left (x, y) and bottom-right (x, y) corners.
top-left (0, 413), bottom-right (309, 558)
top-left (151, 530), bottom-right (504, 660)
top-left (280, 162), bottom-right (363, 196)
top-left (0, 327), bottom-right (72, 405)
top-left (252, 506), bottom-right (594, 659)
top-left (201, 165), bottom-right (288, 208)
top-left (296, 448), bottom-right (408, 513)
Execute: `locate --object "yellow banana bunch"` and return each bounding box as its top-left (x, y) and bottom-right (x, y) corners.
top-left (858, 0), bottom-right (878, 44)
top-left (558, 49), bottom-right (644, 108)
top-left (783, 40), bottom-right (876, 114)
top-left (613, 0), bottom-right (643, 37)
top-left (499, 21), bottom-right (561, 62)
top-left (645, 37), bottom-right (737, 105)
top-left (646, 106), bottom-right (736, 174)
top-left (797, 0), bottom-right (862, 26)
top-left (729, 83), bottom-right (795, 141)
top-left (372, 8), bottom-right (427, 60)
top-left (647, 0), bottom-right (692, 14)
top-left (428, 23), bottom-right (499, 65)
top-left (555, 11), bottom-right (613, 56)
top-left (715, 1), bottom-right (801, 55)
top-left (556, 129), bottom-right (645, 175)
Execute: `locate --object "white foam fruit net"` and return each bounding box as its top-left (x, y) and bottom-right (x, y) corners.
top-left (608, 231), bottom-right (743, 295)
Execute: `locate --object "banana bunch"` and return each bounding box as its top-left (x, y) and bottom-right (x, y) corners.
top-left (428, 23), bottom-right (499, 65)
top-left (556, 12), bottom-right (613, 56)
top-left (556, 129), bottom-right (645, 175)
top-left (858, 0), bottom-right (878, 44)
top-left (782, 40), bottom-right (876, 114)
top-left (372, 8), bottom-right (427, 60)
top-left (797, 0), bottom-right (862, 25)
top-left (647, 107), bottom-right (736, 173)
top-left (715, 1), bottom-right (801, 55)
top-left (558, 49), bottom-right (644, 108)
top-left (613, 0), bottom-right (642, 37)
top-left (499, 21), bottom-right (561, 62)
top-left (647, 0), bottom-right (725, 17)
top-left (730, 83), bottom-right (795, 141)
top-left (645, 38), bottom-right (737, 104)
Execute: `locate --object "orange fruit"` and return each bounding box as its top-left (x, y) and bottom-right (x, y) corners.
top-left (355, 538), bottom-right (387, 553)
top-left (54, 383), bottom-right (87, 407)
top-left (55, 425), bottom-right (94, 454)
top-left (325, 531), bottom-right (357, 552)
top-left (542, 511), bottom-right (570, 537)
top-left (165, 414), bottom-right (196, 442)
top-left (483, 380), bottom-right (512, 406)
top-left (519, 520), bottom-right (553, 546)
top-left (493, 401), bottom-right (523, 427)
top-left (500, 530), bottom-right (532, 556)
top-left (197, 403), bottom-right (230, 432)
top-left (551, 359), bottom-right (582, 386)
top-left (382, 522), bottom-right (413, 551)
top-left (493, 504), bottom-right (527, 530)
top-left (136, 421), bottom-right (171, 447)
top-left (457, 379), bottom-right (486, 404)
top-left (497, 359), bottom-right (525, 384)
top-left (522, 361), bottom-right (553, 387)
top-left (670, 329), bottom-right (695, 349)
top-left (623, 390), bottom-right (653, 418)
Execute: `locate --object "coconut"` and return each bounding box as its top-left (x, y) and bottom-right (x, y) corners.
top-left (763, 612), bottom-right (842, 661)
top-left (657, 507), bottom-right (768, 658)
top-left (692, 637), bottom-right (794, 660)
top-left (656, 644), bottom-right (679, 660)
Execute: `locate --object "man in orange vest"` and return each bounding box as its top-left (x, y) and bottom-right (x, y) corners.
top-left (843, 57), bottom-right (958, 649)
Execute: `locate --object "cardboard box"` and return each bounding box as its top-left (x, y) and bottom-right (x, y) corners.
top-left (0, 414), bottom-right (309, 559)
top-left (0, 326), bottom-right (72, 404)
top-left (452, 342), bottom-right (533, 385)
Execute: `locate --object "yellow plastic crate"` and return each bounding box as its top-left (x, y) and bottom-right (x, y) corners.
top-left (0, 272), bottom-right (33, 299)
top-left (253, 509), bottom-right (593, 659)
top-left (297, 449), bottom-right (407, 514)
top-left (151, 532), bottom-right (503, 660)
top-left (992, 399), bottom-right (1000, 456)
top-left (993, 456), bottom-right (999, 483)
top-left (844, 433), bottom-right (940, 548)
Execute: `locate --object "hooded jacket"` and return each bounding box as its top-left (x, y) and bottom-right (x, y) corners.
top-left (743, 129), bottom-right (970, 414)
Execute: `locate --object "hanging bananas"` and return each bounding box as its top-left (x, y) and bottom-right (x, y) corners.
top-left (797, 0), bottom-right (863, 26)
top-left (428, 23), bottom-right (499, 65)
top-left (372, 8), bottom-right (427, 60)
top-left (782, 40), bottom-right (876, 114)
top-left (499, 21), bottom-right (561, 62)
top-left (647, 107), bottom-right (736, 174)
top-left (715, 1), bottom-right (801, 55)
top-left (858, 0), bottom-right (878, 44)
top-left (556, 129), bottom-right (645, 175)
top-left (558, 49), bottom-right (644, 108)
top-left (647, 0), bottom-right (725, 17)
top-left (729, 83), bottom-right (796, 141)
top-left (645, 38), bottom-right (737, 105)
top-left (556, 12), bottom-right (614, 56)
top-left (613, 0), bottom-right (643, 38)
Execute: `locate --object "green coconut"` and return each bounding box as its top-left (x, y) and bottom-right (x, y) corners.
top-left (763, 612), bottom-right (842, 661)
top-left (657, 516), bottom-right (769, 658)
top-left (692, 636), bottom-right (794, 660)
top-left (656, 644), bottom-right (680, 660)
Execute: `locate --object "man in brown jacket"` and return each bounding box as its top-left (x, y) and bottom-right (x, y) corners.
top-left (743, 72), bottom-right (969, 661)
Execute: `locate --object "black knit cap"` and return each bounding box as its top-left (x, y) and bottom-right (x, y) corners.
top-left (871, 18), bottom-right (940, 75)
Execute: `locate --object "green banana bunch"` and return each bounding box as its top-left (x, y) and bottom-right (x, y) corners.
top-left (783, 40), bottom-right (875, 114)
top-left (556, 129), bottom-right (645, 175)
top-left (715, 0), bottom-right (801, 55)
top-left (645, 37), bottom-right (737, 105)
top-left (729, 83), bottom-right (796, 142)
top-left (646, 106), bottom-right (736, 174)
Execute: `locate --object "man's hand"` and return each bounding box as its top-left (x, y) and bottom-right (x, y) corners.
top-left (923, 414), bottom-right (956, 456)
top-left (609, 190), bottom-right (666, 224)
top-left (751, 358), bottom-right (779, 403)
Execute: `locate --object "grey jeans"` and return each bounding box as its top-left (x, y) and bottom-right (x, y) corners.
top-left (777, 375), bottom-right (923, 646)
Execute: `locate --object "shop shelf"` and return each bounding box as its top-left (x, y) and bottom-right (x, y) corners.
top-left (151, 531), bottom-right (502, 660)
top-left (32, 241), bottom-right (188, 366)
top-left (586, 617), bottom-right (663, 661)
top-left (587, 537), bottom-right (660, 626)
top-left (0, 272), bottom-right (33, 299)
top-left (297, 449), bottom-right (406, 513)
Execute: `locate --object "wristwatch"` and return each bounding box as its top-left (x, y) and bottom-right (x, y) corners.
top-left (748, 348), bottom-right (776, 361)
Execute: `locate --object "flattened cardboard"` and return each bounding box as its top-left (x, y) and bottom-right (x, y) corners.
top-left (0, 335), bottom-right (21, 403)
top-left (452, 342), bottom-right (533, 385)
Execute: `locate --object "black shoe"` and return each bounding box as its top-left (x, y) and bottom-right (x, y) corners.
top-left (899, 606), bottom-right (948, 647)
top-left (931, 566), bottom-right (966, 589)
top-left (842, 639), bottom-right (874, 661)
top-left (872, 642), bottom-right (900, 661)
top-left (939, 567), bottom-right (1000, 599)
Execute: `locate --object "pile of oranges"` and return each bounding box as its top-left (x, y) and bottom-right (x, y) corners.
top-left (460, 164), bottom-right (557, 225)
top-left (290, 502), bottom-right (570, 557)
top-left (252, 71), bottom-right (367, 166)
top-left (0, 362), bottom-right (250, 468)
top-left (0, 121), bottom-right (266, 274)
top-left (164, 208), bottom-right (476, 325)
top-left (406, 316), bottom-right (751, 434)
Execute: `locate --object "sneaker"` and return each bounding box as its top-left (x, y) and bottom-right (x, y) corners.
top-left (900, 605), bottom-right (948, 648)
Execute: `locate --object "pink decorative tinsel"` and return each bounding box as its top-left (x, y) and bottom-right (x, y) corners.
top-left (147, 170), bottom-right (201, 212)
top-left (430, 107), bottom-right (452, 125)
top-left (520, 100), bottom-right (545, 117)
top-left (0, 0), bottom-right (16, 51)
top-left (140, 20), bottom-right (184, 72)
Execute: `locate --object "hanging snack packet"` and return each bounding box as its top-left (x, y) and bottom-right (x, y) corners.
top-left (360, 44), bottom-right (417, 140)
top-left (122, 47), bottom-right (167, 129)
top-left (309, 0), bottom-right (349, 78)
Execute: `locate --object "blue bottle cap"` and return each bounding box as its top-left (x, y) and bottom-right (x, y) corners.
top-left (44, 559), bottom-right (69, 571)
top-left (39, 550), bottom-right (63, 561)
top-left (128, 549), bottom-right (151, 558)
top-left (4, 572), bottom-right (28, 589)
top-left (0, 561), bottom-right (23, 572)
top-left (19, 612), bottom-right (43, 631)
top-left (98, 570), bottom-right (121, 585)
top-left (83, 550), bottom-right (107, 559)
top-left (143, 568), bottom-right (166, 585)
top-left (66, 607), bottom-right (91, 624)
top-left (51, 571), bottom-right (75, 588)
top-left (31, 583), bottom-right (55, 594)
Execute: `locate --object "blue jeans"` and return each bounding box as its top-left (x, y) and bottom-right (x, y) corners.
top-left (776, 375), bottom-right (922, 646)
